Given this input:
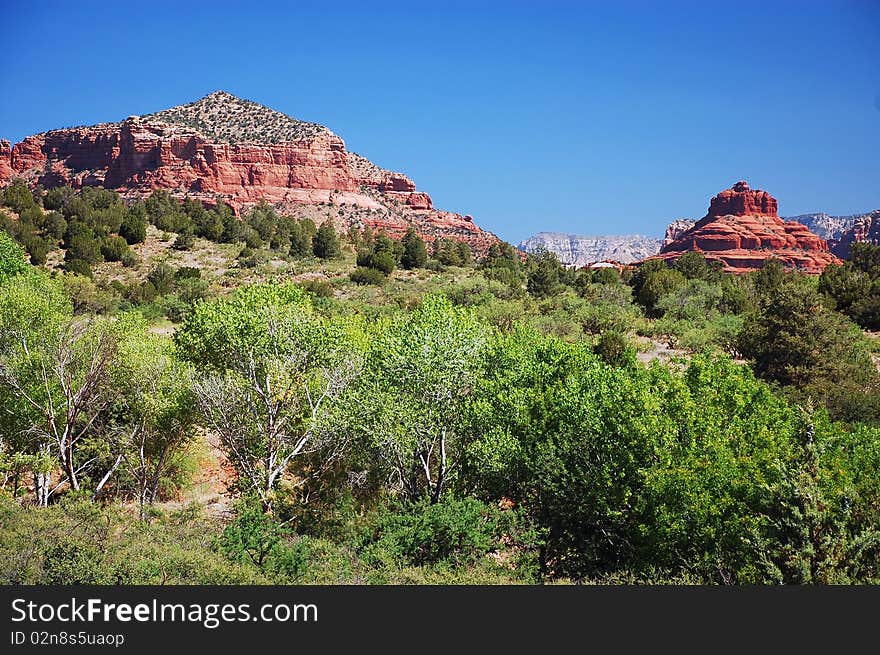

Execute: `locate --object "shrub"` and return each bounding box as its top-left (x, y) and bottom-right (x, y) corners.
top-left (175, 277), bottom-right (209, 305)
top-left (434, 238), bottom-right (468, 267)
top-left (350, 266), bottom-right (386, 285)
top-left (289, 223), bottom-right (312, 258)
top-left (65, 232), bottom-right (103, 265)
top-left (636, 268), bottom-right (686, 316)
top-left (172, 232), bottom-right (195, 251)
top-left (312, 222), bottom-right (341, 259)
top-left (40, 211), bottom-right (67, 241)
top-left (43, 185), bottom-right (75, 211)
top-left (526, 250), bottom-right (564, 298)
top-left (175, 266), bottom-right (202, 280)
top-left (0, 498), bottom-right (266, 585)
top-left (738, 276), bottom-right (880, 422)
top-left (591, 266), bottom-right (621, 285)
top-left (400, 228), bottom-right (428, 269)
top-left (119, 209), bottom-right (147, 244)
top-left (62, 274), bottom-right (120, 314)
top-left (147, 262), bottom-right (176, 296)
top-left (101, 235), bottom-right (130, 262)
top-left (161, 295), bottom-right (190, 323)
top-left (360, 499), bottom-right (501, 568)
top-left (217, 497), bottom-right (316, 582)
top-left (593, 330), bottom-right (635, 367)
top-left (63, 258), bottom-right (93, 277)
top-left (358, 250), bottom-right (396, 274)
top-left (0, 231), bottom-right (28, 283)
top-left (299, 279), bottom-right (334, 297)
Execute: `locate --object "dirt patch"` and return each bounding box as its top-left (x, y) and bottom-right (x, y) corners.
top-left (635, 337), bottom-right (687, 364)
top-left (159, 430), bottom-right (234, 519)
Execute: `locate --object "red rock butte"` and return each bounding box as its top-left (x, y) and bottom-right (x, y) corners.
top-left (0, 91), bottom-right (499, 254)
top-left (653, 180), bottom-right (841, 274)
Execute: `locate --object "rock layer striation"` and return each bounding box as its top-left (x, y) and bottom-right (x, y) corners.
top-left (654, 181), bottom-right (840, 273)
top-left (0, 91), bottom-right (498, 254)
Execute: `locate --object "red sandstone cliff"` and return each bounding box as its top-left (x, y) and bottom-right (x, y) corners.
top-left (654, 181), bottom-right (840, 274)
top-left (0, 140), bottom-right (14, 181)
top-left (0, 92), bottom-right (498, 254)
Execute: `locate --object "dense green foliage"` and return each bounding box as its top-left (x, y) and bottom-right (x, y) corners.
top-left (820, 243), bottom-right (880, 330)
top-left (0, 231), bottom-right (28, 283)
top-left (356, 232), bottom-right (398, 274)
top-left (312, 222), bottom-right (341, 259)
top-left (1, 184), bottom-right (879, 585)
top-left (400, 227), bottom-right (428, 269)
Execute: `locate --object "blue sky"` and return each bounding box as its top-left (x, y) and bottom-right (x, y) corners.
top-left (2, 1), bottom-right (878, 243)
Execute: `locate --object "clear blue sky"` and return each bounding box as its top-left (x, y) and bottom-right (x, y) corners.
top-left (2, 1), bottom-right (878, 243)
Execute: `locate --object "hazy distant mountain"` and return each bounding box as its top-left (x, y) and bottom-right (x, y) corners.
top-left (517, 232), bottom-right (662, 266)
top-left (784, 212), bottom-right (879, 258)
top-left (784, 213), bottom-right (862, 242)
top-left (662, 219), bottom-right (697, 247)
top-left (825, 210), bottom-right (880, 259)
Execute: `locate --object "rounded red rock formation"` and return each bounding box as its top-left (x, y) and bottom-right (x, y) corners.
top-left (655, 181), bottom-right (840, 274)
top-left (707, 180), bottom-right (778, 218)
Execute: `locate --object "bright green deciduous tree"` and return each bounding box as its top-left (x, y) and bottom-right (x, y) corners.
top-left (108, 314), bottom-right (198, 517)
top-left (0, 273), bottom-right (116, 503)
top-left (349, 295), bottom-right (487, 503)
top-left (0, 231), bottom-right (28, 284)
top-left (176, 282), bottom-right (359, 510)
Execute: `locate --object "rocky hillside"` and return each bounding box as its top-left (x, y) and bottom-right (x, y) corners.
top-left (654, 181), bottom-right (840, 274)
top-left (662, 211), bottom-right (877, 260)
top-left (0, 91), bottom-right (498, 254)
top-left (518, 232), bottom-right (661, 266)
top-left (784, 212), bottom-right (880, 258)
top-left (142, 91), bottom-right (327, 144)
top-left (785, 212), bottom-right (859, 242)
top-left (662, 219), bottom-right (696, 247)
top-left (831, 210), bottom-right (880, 259)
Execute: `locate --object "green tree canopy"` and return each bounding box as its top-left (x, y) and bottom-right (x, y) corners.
top-left (400, 228), bottom-right (428, 269)
top-left (312, 222), bottom-right (341, 260)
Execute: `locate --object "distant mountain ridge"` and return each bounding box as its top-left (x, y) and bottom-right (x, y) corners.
top-left (783, 212), bottom-right (880, 258)
top-left (517, 232), bottom-right (661, 266)
top-left (785, 212), bottom-right (861, 241)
